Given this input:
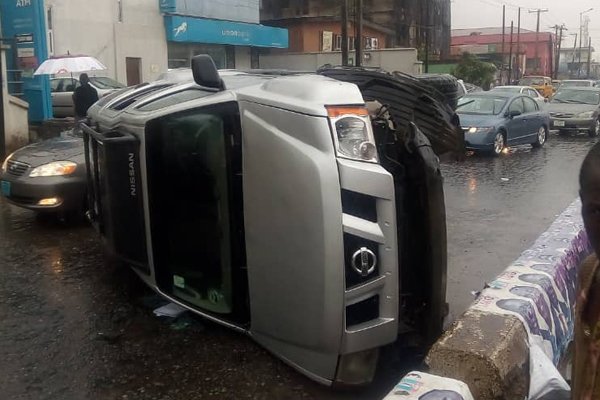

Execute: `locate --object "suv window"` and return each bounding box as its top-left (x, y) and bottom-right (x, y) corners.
top-left (145, 102), bottom-right (244, 316)
top-left (509, 98), bottom-right (524, 114)
top-left (522, 97), bottom-right (538, 113)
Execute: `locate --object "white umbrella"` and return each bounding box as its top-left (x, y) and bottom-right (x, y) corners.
top-left (34, 54), bottom-right (107, 76)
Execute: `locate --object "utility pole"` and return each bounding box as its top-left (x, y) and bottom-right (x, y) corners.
top-left (529, 8), bottom-right (549, 75)
top-left (516, 8), bottom-right (521, 81)
top-left (551, 25), bottom-right (559, 79)
top-left (424, 0), bottom-right (430, 72)
top-left (508, 22), bottom-right (514, 84)
top-left (502, 5), bottom-right (506, 83)
top-left (578, 8), bottom-right (594, 78)
top-left (571, 33), bottom-right (578, 77)
top-left (588, 37), bottom-right (593, 78)
top-left (355, 0), bottom-right (363, 67)
top-left (552, 25), bottom-right (567, 80)
top-left (341, 0), bottom-right (349, 66)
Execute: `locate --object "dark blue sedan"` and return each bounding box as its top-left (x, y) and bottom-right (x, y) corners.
top-left (457, 93), bottom-right (551, 155)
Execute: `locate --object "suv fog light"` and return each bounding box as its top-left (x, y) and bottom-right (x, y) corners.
top-left (38, 197), bottom-right (60, 206)
top-left (334, 348), bottom-right (379, 385)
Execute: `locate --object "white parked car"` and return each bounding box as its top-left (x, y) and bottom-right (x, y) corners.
top-left (50, 76), bottom-right (125, 117)
top-left (491, 85), bottom-right (547, 106)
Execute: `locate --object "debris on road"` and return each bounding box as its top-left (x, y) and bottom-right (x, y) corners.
top-left (153, 302), bottom-right (187, 318)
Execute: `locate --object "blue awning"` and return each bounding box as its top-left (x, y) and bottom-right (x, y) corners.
top-left (164, 15), bottom-right (288, 49)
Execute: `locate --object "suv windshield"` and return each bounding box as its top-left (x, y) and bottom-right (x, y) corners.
top-left (552, 90), bottom-right (600, 105)
top-left (457, 96), bottom-right (507, 115)
top-left (520, 77), bottom-right (544, 86)
top-left (90, 77), bottom-right (125, 89)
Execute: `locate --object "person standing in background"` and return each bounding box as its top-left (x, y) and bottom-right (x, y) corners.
top-left (72, 73), bottom-right (98, 131)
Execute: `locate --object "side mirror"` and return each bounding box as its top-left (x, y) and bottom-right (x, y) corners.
top-left (191, 55), bottom-right (224, 91)
top-left (506, 110), bottom-right (522, 118)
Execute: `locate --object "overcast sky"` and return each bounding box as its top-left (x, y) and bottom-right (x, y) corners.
top-left (452, 0), bottom-right (600, 55)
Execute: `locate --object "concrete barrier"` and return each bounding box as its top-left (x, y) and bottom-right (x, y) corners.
top-left (386, 199), bottom-right (591, 400)
top-left (427, 199), bottom-right (590, 399)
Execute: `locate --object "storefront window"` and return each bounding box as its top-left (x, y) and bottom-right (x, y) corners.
top-left (168, 43), bottom-right (229, 69)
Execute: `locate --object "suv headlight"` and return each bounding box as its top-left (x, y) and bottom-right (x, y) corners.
top-left (29, 161), bottom-right (77, 177)
top-left (327, 106), bottom-right (378, 163)
top-left (578, 111), bottom-right (595, 118)
top-left (1, 152), bottom-right (14, 173)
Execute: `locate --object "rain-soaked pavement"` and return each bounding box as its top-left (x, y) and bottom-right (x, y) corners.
top-left (0, 133), bottom-right (596, 400)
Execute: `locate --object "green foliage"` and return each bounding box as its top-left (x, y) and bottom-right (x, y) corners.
top-left (452, 53), bottom-right (497, 89)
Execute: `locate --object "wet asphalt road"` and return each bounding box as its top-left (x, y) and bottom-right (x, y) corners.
top-left (0, 132), bottom-right (596, 400)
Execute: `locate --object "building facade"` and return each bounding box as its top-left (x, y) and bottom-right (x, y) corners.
top-left (260, 0), bottom-right (451, 60)
top-left (0, 0), bottom-right (288, 120)
top-left (451, 28), bottom-right (556, 79)
top-left (557, 47), bottom-right (596, 79)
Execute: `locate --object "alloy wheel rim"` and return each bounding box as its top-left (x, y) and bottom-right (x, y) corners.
top-left (494, 133), bottom-right (504, 154)
top-left (538, 127), bottom-right (546, 144)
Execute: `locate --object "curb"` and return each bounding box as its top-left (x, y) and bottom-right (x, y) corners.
top-left (385, 199), bottom-right (591, 399)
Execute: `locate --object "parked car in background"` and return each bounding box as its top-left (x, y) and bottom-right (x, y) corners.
top-left (490, 85), bottom-right (547, 106)
top-left (547, 87), bottom-right (600, 137)
top-left (1, 130), bottom-right (87, 217)
top-left (51, 76), bottom-right (125, 117)
top-left (457, 92), bottom-right (550, 155)
top-left (518, 76), bottom-right (554, 98)
top-left (559, 80), bottom-right (597, 88)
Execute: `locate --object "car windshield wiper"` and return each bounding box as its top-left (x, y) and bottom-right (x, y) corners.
top-left (456, 100), bottom-right (475, 109)
top-left (552, 98), bottom-right (567, 103)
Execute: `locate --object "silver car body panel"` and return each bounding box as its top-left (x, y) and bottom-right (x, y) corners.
top-left (86, 73), bottom-right (400, 385)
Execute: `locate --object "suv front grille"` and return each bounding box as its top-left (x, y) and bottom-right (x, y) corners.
top-left (6, 160), bottom-right (30, 177)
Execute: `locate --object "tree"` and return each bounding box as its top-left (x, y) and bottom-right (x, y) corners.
top-left (452, 52), bottom-right (497, 90)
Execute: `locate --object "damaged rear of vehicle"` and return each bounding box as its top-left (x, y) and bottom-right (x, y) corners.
top-left (83, 56), bottom-right (462, 386)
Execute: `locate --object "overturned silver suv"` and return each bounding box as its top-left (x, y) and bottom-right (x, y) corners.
top-left (83, 56), bottom-right (461, 386)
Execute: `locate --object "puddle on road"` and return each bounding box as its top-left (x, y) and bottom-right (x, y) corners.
top-left (0, 198), bottom-right (418, 399)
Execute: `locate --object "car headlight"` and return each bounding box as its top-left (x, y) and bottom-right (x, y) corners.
top-left (467, 127), bottom-right (493, 134)
top-left (577, 111), bottom-right (595, 118)
top-left (327, 106), bottom-right (378, 163)
top-left (29, 161), bottom-right (77, 177)
top-left (1, 152), bottom-right (14, 173)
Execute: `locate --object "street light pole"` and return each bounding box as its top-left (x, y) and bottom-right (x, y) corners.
top-left (578, 8), bottom-right (593, 78)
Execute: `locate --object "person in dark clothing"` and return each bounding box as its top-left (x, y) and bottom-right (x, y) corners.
top-left (72, 73), bottom-right (98, 118)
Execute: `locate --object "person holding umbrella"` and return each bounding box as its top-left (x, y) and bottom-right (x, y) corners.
top-left (33, 53), bottom-right (107, 128)
top-left (72, 73), bottom-right (98, 127)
